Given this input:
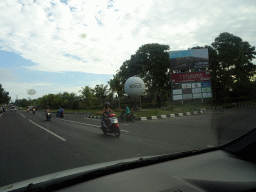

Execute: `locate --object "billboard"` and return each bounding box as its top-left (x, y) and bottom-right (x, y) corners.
top-left (173, 95), bottom-right (183, 100)
top-left (171, 71), bottom-right (211, 83)
top-left (183, 94), bottom-right (193, 99)
top-left (169, 48), bottom-right (209, 70)
top-left (203, 93), bottom-right (212, 98)
top-left (172, 81), bottom-right (212, 101)
top-left (202, 87), bottom-right (211, 92)
top-left (173, 89), bottom-right (182, 95)
top-left (193, 93), bottom-right (202, 99)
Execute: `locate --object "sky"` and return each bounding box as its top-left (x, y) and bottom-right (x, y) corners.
top-left (0, 0), bottom-right (256, 101)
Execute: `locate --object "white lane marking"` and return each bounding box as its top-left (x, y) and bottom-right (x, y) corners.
top-left (0, 113), bottom-right (3, 117)
top-left (56, 118), bottom-right (128, 132)
top-left (28, 119), bottom-right (66, 141)
top-left (57, 119), bottom-right (101, 128)
top-left (19, 113), bottom-right (26, 118)
top-left (121, 130), bottom-right (130, 132)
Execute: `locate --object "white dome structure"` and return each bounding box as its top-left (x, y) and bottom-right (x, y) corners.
top-left (124, 77), bottom-right (145, 97)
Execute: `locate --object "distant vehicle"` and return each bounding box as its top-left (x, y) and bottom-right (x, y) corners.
top-left (0, 107), bottom-right (3, 113)
top-left (19, 107), bottom-right (22, 110)
top-left (10, 107), bottom-right (17, 111)
top-left (28, 106), bottom-right (34, 111)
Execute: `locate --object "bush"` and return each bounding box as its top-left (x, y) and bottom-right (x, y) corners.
top-left (88, 105), bottom-right (103, 110)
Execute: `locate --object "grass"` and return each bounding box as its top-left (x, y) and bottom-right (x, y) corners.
top-left (37, 100), bottom-right (256, 118)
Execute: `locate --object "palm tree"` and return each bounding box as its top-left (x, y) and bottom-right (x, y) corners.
top-left (94, 84), bottom-right (109, 105)
top-left (68, 93), bottom-right (76, 109)
top-left (79, 86), bottom-right (94, 107)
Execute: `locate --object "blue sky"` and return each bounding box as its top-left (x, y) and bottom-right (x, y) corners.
top-left (0, 0), bottom-right (256, 101)
top-left (0, 50), bottom-right (112, 100)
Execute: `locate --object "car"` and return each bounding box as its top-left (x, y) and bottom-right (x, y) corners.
top-left (28, 106), bottom-right (34, 111)
top-left (10, 107), bottom-right (17, 111)
top-left (19, 107), bottom-right (22, 110)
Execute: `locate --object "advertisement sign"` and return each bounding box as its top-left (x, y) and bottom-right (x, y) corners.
top-left (171, 81), bottom-right (212, 101)
top-left (173, 95), bottom-right (183, 100)
top-left (192, 83), bottom-right (201, 88)
top-left (182, 88), bottom-right (192, 94)
top-left (193, 93), bottom-right (202, 99)
top-left (203, 93), bottom-right (212, 98)
top-left (173, 89), bottom-right (182, 95)
top-left (182, 83), bottom-right (192, 89)
top-left (202, 87), bottom-right (211, 92)
top-left (172, 84), bottom-right (182, 89)
top-left (171, 71), bottom-right (211, 83)
top-left (183, 94), bottom-right (193, 99)
top-left (169, 48), bottom-right (209, 70)
top-left (192, 88), bottom-right (201, 93)
top-left (201, 81), bottom-right (211, 87)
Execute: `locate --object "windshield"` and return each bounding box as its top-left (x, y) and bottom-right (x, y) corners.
top-left (0, 0), bottom-right (256, 188)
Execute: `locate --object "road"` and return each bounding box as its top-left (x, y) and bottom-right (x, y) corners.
top-left (1, 107), bottom-right (256, 187)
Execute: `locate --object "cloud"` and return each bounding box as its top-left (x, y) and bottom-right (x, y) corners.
top-left (0, 68), bottom-right (19, 81)
top-left (0, 0), bottom-right (255, 77)
top-left (1, 81), bottom-right (82, 100)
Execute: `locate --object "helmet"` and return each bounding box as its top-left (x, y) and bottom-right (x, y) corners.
top-left (104, 102), bottom-right (110, 106)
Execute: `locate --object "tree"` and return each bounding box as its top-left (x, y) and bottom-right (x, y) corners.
top-left (79, 86), bottom-right (96, 107)
top-left (211, 32), bottom-right (256, 102)
top-left (17, 98), bottom-right (28, 107)
top-left (190, 33), bottom-right (256, 103)
top-left (39, 94), bottom-right (55, 108)
top-left (0, 84), bottom-right (11, 104)
top-left (108, 73), bottom-right (125, 97)
top-left (67, 93), bottom-right (77, 109)
top-left (118, 43), bottom-right (170, 103)
top-left (94, 84), bottom-right (109, 105)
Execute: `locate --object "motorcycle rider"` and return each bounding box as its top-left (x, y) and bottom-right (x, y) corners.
top-left (123, 105), bottom-right (130, 121)
top-left (45, 106), bottom-right (51, 115)
top-left (32, 106), bottom-right (36, 113)
top-left (56, 107), bottom-right (61, 117)
top-left (102, 102), bottom-right (113, 129)
top-left (60, 107), bottom-right (64, 117)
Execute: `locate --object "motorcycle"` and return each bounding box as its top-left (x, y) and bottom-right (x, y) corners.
top-left (118, 111), bottom-right (136, 122)
top-left (101, 114), bottom-right (120, 137)
top-left (56, 111), bottom-right (64, 118)
top-left (33, 109), bottom-right (35, 114)
top-left (46, 112), bottom-right (51, 121)
top-left (27, 109), bottom-right (29, 113)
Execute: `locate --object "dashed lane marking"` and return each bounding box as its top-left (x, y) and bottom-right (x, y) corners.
top-left (28, 119), bottom-right (67, 141)
top-left (56, 118), bottom-right (129, 132)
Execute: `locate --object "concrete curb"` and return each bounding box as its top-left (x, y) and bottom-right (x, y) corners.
top-left (83, 104), bottom-right (256, 121)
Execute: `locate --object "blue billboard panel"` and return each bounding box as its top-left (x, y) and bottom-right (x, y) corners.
top-left (201, 81), bottom-right (211, 87)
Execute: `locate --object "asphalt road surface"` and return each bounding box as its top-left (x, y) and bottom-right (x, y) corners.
top-left (1, 106), bottom-right (256, 187)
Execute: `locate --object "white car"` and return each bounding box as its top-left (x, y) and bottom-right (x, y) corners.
top-left (10, 107), bottom-right (17, 111)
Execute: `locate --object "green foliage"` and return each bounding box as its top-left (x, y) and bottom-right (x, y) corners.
top-left (190, 32), bottom-right (256, 103)
top-left (94, 84), bottom-right (109, 105)
top-left (117, 43), bottom-right (171, 103)
top-left (108, 74), bottom-right (124, 97)
top-left (37, 92), bottom-right (79, 109)
top-left (78, 86), bottom-right (96, 107)
top-left (0, 84), bottom-right (11, 104)
top-left (210, 32), bottom-right (256, 102)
